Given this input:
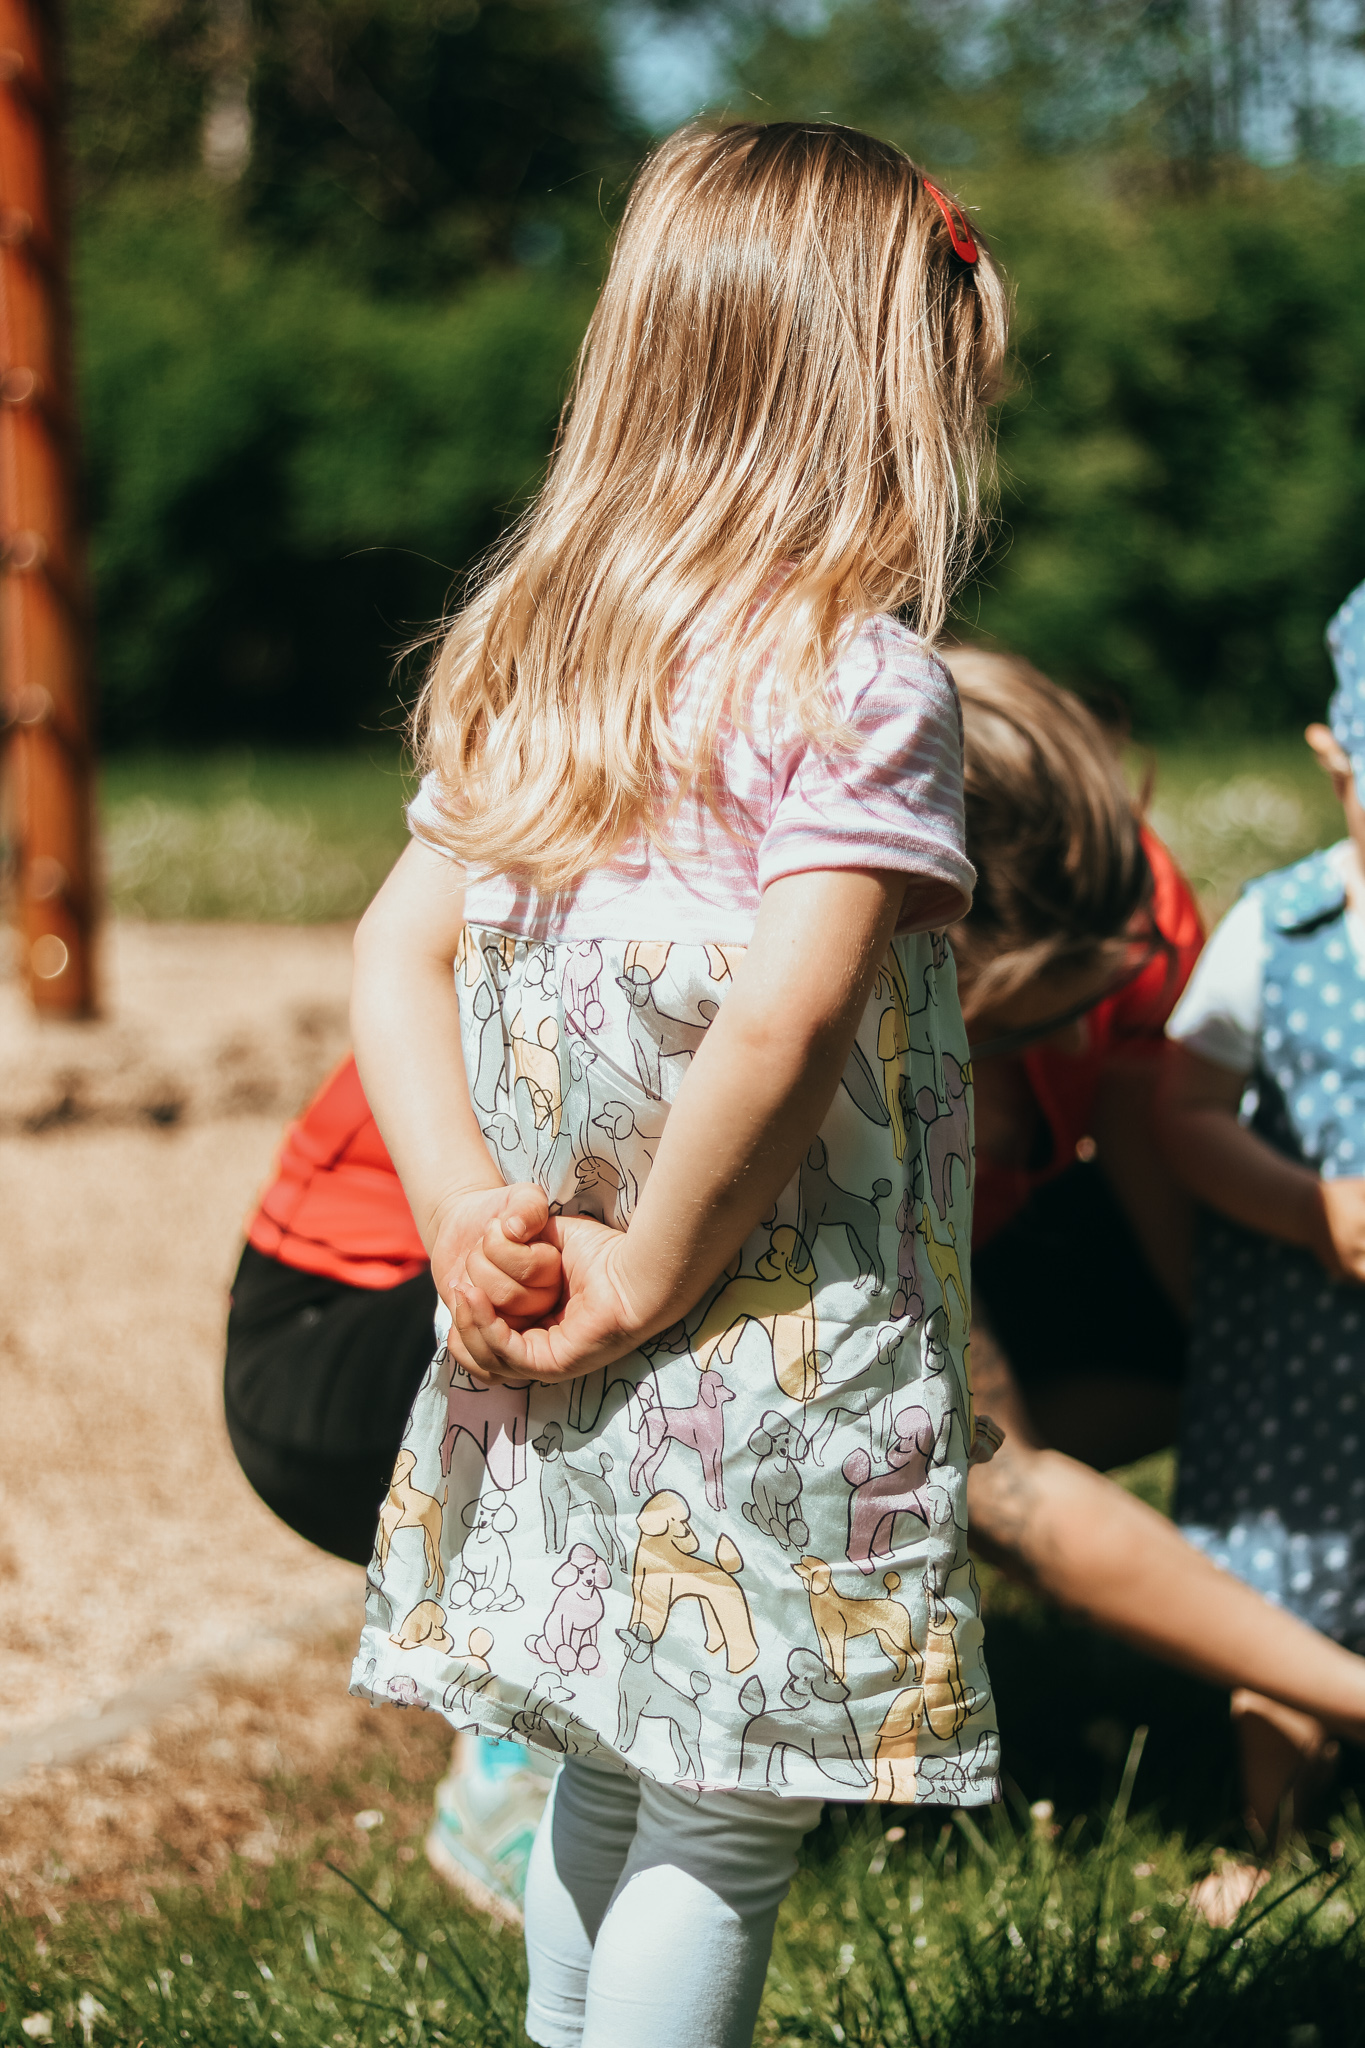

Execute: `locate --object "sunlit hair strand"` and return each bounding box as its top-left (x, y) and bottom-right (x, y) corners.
top-left (415, 120), bottom-right (1010, 891)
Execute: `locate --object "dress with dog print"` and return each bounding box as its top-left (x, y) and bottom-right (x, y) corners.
top-left (352, 618), bottom-right (1001, 1805)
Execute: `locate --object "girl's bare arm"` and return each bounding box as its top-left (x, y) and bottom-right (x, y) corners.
top-left (455, 867), bottom-right (907, 1379)
top-left (1158, 1043), bottom-right (1365, 1281)
top-left (350, 841), bottom-right (561, 1329)
top-left (351, 841), bottom-right (494, 1242)
top-left (617, 867), bottom-right (906, 1323)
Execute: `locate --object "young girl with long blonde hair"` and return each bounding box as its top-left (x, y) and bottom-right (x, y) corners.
top-left (351, 120), bottom-right (1008, 2048)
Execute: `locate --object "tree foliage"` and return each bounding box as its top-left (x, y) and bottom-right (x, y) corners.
top-left (78, 196), bottom-right (599, 742)
top-left (67, 0), bottom-right (635, 743)
top-left (63, 0), bottom-right (1365, 743)
top-left (975, 164), bottom-right (1365, 732)
top-left (730, 0), bottom-right (1365, 728)
top-left (243, 0), bottom-right (635, 288)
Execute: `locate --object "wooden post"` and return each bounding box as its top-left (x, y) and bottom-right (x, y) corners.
top-left (0, 0), bottom-right (96, 1016)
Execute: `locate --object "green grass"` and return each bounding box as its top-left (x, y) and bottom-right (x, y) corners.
top-left (1, 1856), bottom-right (528, 2048)
top-left (95, 733), bottom-right (1347, 925)
top-left (5, 1740), bottom-right (1363, 2048)
top-left (99, 748), bottom-right (414, 922)
top-left (0, 1705), bottom-right (528, 2048)
top-left (764, 1800), bottom-right (1362, 2047)
top-left (8, 1590), bottom-right (1365, 2048)
top-left (1140, 733), bottom-right (1342, 924)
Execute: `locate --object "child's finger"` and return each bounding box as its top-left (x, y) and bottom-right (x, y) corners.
top-left (454, 1283), bottom-right (594, 1384)
top-left (451, 1284), bottom-right (510, 1373)
top-left (470, 1202), bottom-right (564, 1316)
top-left (465, 1243), bottom-right (562, 1318)
top-left (453, 1281), bottom-right (533, 1379)
top-left (499, 1182), bottom-right (551, 1245)
top-left (471, 1225), bottom-right (563, 1290)
top-left (441, 1306), bottom-right (497, 1385)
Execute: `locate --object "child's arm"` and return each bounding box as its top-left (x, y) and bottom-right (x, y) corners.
top-left (453, 866), bottom-right (906, 1380)
top-left (1158, 1043), bottom-right (1365, 1281)
top-left (351, 840), bottom-right (562, 1325)
top-left (1089, 1056), bottom-right (1193, 1314)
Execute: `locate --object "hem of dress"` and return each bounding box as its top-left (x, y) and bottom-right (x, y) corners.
top-left (348, 1667), bottom-right (1002, 1808)
top-left (1177, 1516), bottom-right (1365, 1655)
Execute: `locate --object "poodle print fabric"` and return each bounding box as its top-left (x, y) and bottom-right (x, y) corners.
top-left (352, 927), bottom-right (1000, 1806)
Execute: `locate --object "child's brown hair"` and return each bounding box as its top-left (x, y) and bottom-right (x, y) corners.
top-left (944, 648), bottom-right (1153, 1022)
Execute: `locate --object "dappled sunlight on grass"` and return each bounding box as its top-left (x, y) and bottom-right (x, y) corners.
top-left (107, 795), bottom-right (376, 922)
top-left (2, 1850), bottom-right (531, 2048)
top-left (7, 1772), bottom-right (1362, 2047)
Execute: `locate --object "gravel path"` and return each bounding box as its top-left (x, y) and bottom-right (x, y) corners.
top-left (0, 922), bottom-right (368, 1749)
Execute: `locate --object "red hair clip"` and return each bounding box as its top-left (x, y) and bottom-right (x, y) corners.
top-left (921, 177), bottom-right (978, 264)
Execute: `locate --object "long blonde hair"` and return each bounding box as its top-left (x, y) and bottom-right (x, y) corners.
top-left (416, 120), bottom-right (1010, 889)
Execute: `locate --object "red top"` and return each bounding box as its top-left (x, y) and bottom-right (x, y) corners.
top-left (246, 1055), bottom-right (428, 1288)
top-left (972, 829), bottom-right (1204, 1248)
top-left (250, 828), bottom-right (1201, 1287)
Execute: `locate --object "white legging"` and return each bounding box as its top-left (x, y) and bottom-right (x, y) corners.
top-left (523, 1751), bottom-right (822, 2048)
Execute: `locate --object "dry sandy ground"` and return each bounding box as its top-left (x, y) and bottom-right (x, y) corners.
top-left (0, 1626), bottom-right (453, 1919)
top-left (0, 920), bottom-right (370, 1759)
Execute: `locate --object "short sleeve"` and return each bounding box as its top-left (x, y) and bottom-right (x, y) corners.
top-left (758, 618), bottom-right (974, 931)
top-left (407, 772), bottom-right (458, 856)
top-left (1165, 891), bottom-right (1264, 1073)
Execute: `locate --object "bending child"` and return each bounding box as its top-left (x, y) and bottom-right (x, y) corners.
top-left (952, 652), bottom-right (1365, 1820)
top-left (349, 121), bottom-right (1008, 2048)
top-left (1161, 576), bottom-right (1365, 1843)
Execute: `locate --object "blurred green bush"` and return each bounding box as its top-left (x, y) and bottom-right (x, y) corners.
top-left (736, 0), bottom-right (1365, 732)
top-left (67, 0), bottom-right (630, 747)
top-left (66, 1), bottom-right (1365, 747)
top-left (966, 160), bottom-right (1365, 734)
top-left (78, 193), bottom-right (597, 744)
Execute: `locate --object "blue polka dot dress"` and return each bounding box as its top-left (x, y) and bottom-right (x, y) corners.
top-left (1177, 848), bottom-right (1365, 1650)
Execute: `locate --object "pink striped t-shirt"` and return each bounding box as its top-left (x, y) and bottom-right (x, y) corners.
top-left (407, 613), bottom-right (973, 945)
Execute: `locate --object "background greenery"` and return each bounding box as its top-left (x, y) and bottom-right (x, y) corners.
top-left (67, 0), bottom-right (1365, 752)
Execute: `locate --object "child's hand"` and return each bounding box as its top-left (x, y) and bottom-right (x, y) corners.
top-left (452, 1213), bottom-right (651, 1385)
top-left (432, 1184), bottom-right (563, 1378)
top-left (1311, 1177), bottom-right (1365, 1284)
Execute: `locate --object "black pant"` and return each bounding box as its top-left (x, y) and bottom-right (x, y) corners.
top-left (972, 1159), bottom-right (1187, 1393)
top-left (224, 1243), bottom-right (439, 1566)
